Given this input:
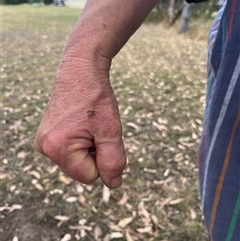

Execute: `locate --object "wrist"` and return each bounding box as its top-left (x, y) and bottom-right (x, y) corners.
top-left (53, 42), bottom-right (113, 109)
top-left (62, 39), bottom-right (112, 73)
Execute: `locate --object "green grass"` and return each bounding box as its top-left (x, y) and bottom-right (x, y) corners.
top-left (2, 5), bottom-right (210, 241)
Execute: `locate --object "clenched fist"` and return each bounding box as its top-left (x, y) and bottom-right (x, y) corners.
top-left (34, 53), bottom-right (127, 189)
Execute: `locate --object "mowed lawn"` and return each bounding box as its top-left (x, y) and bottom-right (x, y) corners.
top-left (2, 6), bottom-right (210, 241)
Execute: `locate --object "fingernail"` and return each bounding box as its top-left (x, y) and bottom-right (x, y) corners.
top-left (110, 175), bottom-right (122, 189)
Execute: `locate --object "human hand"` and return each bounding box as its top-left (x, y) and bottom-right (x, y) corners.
top-left (34, 0), bottom-right (158, 189)
top-left (34, 55), bottom-right (127, 189)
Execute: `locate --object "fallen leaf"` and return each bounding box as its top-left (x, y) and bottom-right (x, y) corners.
top-left (65, 196), bottom-right (77, 203)
top-left (190, 208), bottom-right (197, 219)
top-left (9, 204), bottom-right (22, 212)
top-left (143, 168), bottom-right (156, 174)
top-left (153, 121), bottom-right (168, 131)
top-left (151, 215), bottom-right (166, 230)
top-left (31, 179), bottom-right (44, 191)
top-left (126, 122), bottom-right (141, 131)
top-left (163, 169), bottom-right (170, 177)
top-left (80, 229), bottom-right (87, 238)
top-left (75, 234), bottom-right (80, 240)
top-left (0, 206), bottom-right (10, 212)
top-left (94, 225), bottom-right (102, 240)
top-left (118, 217), bottom-right (133, 228)
top-left (110, 232), bottom-right (123, 239)
top-left (10, 185), bottom-right (16, 192)
top-left (125, 228), bottom-right (134, 241)
top-left (54, 215), bottom-right (70, 221)
top-left (102, 185), bottom-right (110, 203)
top-left (50, 189), bottom-right (64, 195)
top-left (3, 159), bottom-right (8, 164)
top-left (172, 125), bottom-right (184, 131)
top-left (75, 184), bottom-right (84, 194)
top-left (169, 198), bottom-right (185, 205)
top-left (157, 117), bottom-right (168, 124)
top-left (60, 234), bottom-right (71, 241)
top-left (30, 170), bottom-right (41, 179)
top-left (192, 132), bottom-right (198, 139)
top-left (118, 192), bottom-right (129, 205)
top-left (12, 236), bottom-right (18, 241)
top-left (103, 234), bottom-right (110, 241)
top-left (109, 223), bottom-right (122, 232)
top-left (85, 185), bottom-right (93, 192)
top-left (137, 226), bottom-right (152, 234)
top-left (17, 151), bottom-right (27, 159)
top-left (59, 175), bottom-right (71, 185)
top-left (78, 194), bottom-right (87, 206)
top-left (0, 173), bottom-right (8, 179)
top-left (79, 219), bottom-right (87, 226)
top-left (48, 165), bottom-right (58, 174)
top-left (23, 164), bottom-right (33, 172)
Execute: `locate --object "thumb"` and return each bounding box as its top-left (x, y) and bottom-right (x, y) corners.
top-left (96, 137), bottom-right (127, 189)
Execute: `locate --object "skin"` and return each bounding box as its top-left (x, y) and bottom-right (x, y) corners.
top-left (34, 0), bottom-right (159, 189)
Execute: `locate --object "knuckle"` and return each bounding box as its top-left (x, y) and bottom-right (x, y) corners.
top-left (104, 120), bottom-right (122, 140)
top-left (95, 116), bottom-right (122, 142)
top-left (35, 131), bottom-right (62, 162)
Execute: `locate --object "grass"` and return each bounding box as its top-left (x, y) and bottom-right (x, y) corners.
top-left (2, 5), bottom-right (210, 241)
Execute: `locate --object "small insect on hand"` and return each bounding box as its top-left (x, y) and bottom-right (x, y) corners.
top-left (87, 110), bottom-right (98, 119)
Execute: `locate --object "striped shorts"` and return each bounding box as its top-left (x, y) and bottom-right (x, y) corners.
top-left (198, 1), bottom-right (240, 240)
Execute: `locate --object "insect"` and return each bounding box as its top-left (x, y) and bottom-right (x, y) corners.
top-left (87, 110), bottom-right (98, 119)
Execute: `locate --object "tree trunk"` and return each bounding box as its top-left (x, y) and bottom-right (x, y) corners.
top-left (168, 0), bottom-right (176, 25)
top-left (179, 1), bottom-right (194, 34)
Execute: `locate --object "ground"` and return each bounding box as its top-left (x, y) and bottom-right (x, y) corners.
top-left (2, 5), bottom-right (211, 241)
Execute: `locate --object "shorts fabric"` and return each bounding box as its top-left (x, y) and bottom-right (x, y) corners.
top-left (198, 1), bottom-right (240, 240)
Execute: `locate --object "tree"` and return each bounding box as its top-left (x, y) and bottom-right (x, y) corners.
top-left (179, 1), bottom-right (195, 34)
top-left (168, 0), bottom-right (176, 25)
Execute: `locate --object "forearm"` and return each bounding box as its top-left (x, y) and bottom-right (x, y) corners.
top-left (63, 0), bottom-right (158, 65)
top-left (53, 0), bottom-right (159, 114)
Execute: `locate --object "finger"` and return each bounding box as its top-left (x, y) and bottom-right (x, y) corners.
top-left (60, 148), bottom-right (99, 184)
top-left (35, 127), bottom-right (99, 184)
top-left (96, 137), bottom-right (127, 189)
